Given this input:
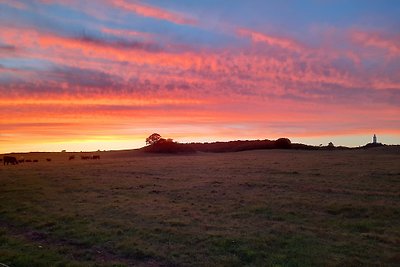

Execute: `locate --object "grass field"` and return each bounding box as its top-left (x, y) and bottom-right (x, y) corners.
top-left (1, 148), bottom-right (399, 266)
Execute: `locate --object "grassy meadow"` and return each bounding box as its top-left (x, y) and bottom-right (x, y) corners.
top-left (0, 148), bottom-right (399, 266)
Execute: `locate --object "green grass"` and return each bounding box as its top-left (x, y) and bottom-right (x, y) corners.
top-left (0, 148), bottom-right (399, 266)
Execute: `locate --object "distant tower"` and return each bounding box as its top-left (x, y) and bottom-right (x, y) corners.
top-left (373, 134), bottom-right (377, 144)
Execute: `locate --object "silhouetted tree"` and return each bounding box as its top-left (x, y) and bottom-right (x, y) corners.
top-left (275, 138), bottom-right (292, 149)
top-left (146, 133), bottom-right (162, 145)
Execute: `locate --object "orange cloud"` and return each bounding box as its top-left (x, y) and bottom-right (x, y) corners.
top-left (1, 92), bottom-right (399, 153)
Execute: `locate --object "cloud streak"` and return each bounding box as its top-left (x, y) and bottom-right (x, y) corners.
top-left (237, 28), bottom-right (303, 52)
top-left (351, 30), bottom-right (400, 56)
top-left (0, 0), bottom-right (27, 9)
top-left (107, 0), bottom-right (198, 25)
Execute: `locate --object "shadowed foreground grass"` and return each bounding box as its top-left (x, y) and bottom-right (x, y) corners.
top-left (1, 148), bottom-right (399, 266)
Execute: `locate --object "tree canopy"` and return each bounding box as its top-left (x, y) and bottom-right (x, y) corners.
top-left (146, 133), bottom-right (162, 145)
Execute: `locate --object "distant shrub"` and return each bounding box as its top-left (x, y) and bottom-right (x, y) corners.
top-left (363, 142), bottom-right (385, 149)
top-left (143, 141), bottom-right (195, 154)
top-left (142, 137), bottom-right (295, 153)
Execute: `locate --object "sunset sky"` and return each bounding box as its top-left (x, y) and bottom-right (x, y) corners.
top-left (1, 0), bottom-right (399, 153)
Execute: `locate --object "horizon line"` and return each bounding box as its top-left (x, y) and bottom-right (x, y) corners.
top-left (1, 138), bottom-right (397, 154)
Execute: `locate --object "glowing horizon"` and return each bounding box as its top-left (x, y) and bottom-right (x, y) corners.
top-left (1, 0), bottom-right (399, 153)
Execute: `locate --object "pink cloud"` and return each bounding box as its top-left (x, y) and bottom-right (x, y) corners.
top-left (107, 0), bottom-right (197, 25)
top-left (236, 27), bottom-right (303, 52)
top-left (351, 30), bottom-right (400, 56)
top-left (0, 0), bottom-right (27, 9)
top-left (3, 24), bottom-right (399, 100)
top-left (100, 27), bottom-right (153, 40)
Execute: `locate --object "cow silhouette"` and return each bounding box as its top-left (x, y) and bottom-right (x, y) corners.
top-left (3, 156), bottom-right (18, 165)
top-left (92, 155), bottom-right (100, 160)
top-left (69, 155), bottom-right (75, 160)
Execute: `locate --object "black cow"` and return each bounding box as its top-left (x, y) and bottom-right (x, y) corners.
top-left (3, 156), bottom-right (18, 165)
top-left (92, 155), bottom-right (100, 160)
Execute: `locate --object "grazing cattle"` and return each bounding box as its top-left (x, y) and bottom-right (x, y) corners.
top-left (25, 159), bottom-right (32, 162)
top-left (33, 159), bottom-right (39, 163)
top-left (92, 155), bottom-right (100, 160)
top-left (18, 159), bottom-right (25, 163)
top-left (3, 156), bottom-right (18, 165)
top-left (69, 155), bottom-right (75, 160)
top-left (0, 159), bottom-right (2, 162)
top-left (81, 155), bottom-right (92, 160)
top-left (46, 158), bottom-right (52, 162)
